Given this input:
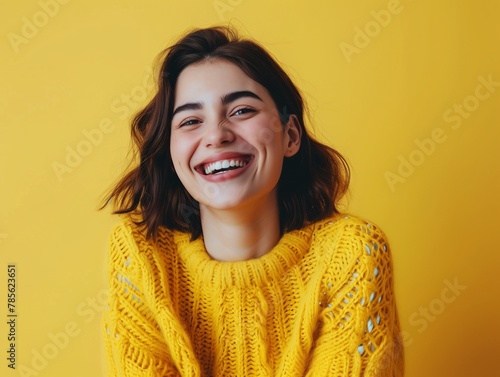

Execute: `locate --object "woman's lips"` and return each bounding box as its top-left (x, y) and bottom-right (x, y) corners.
top-left (195, 155), bottom-right (254, 182)
top-left (194, 152), bottom-right (253, 175)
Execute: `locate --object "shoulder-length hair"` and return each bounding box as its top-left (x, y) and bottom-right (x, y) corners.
top-left (100, 26), bottom-right (350, 241)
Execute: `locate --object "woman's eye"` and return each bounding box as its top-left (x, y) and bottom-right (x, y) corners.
top-left (232, 107), bottom-right (255, 116)
top-left (179, 119), bottom-right (200, 127)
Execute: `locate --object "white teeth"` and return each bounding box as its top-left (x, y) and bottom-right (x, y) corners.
top-left (203, 158), bottom-right (248, 175)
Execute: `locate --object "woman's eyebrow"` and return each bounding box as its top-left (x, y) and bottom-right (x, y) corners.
top-left (172, 102), bottom-right (202, 117)
top-left (172, 90), bottom-right (263, 117)
top-left (222, 90), bottom-right (263, 105)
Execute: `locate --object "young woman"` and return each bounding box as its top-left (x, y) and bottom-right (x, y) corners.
top-left (100, 26), bottom-right (404, 376)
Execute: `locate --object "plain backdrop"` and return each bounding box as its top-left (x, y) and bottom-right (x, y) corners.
top-left (1, 0), bottom-right (499, 376)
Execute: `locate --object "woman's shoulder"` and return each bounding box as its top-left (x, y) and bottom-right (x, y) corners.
top-left (310, 213), bottom-right (396, 296)
top-left (311, 212), bottom-right (392, 262)
top-left (314, 212), bottom-right (389, 238)
top-left (107, 215), bottom-right (177, 257)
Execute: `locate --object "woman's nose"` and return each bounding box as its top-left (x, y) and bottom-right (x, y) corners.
top-left (203, 118), bottom-right (235, 147)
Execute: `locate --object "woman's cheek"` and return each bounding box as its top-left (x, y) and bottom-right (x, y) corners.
top-left (172, 137), bottom-right (192, 164)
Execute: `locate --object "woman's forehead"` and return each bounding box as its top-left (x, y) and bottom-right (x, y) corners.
top-left (173, 60), bottom-right (266, 104)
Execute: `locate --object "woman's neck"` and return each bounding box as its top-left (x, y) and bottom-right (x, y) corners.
top-left (199, 191), bottom-right (281, 262)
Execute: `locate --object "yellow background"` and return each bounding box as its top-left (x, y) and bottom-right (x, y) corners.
top-left (1, 0), bottom-right (499, 376)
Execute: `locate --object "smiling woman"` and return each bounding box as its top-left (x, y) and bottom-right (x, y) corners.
top-left (99, 26), bottom-right (404, 376)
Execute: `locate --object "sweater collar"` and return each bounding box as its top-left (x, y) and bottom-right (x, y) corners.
top-left (172, 222), bottom-right (316, 288)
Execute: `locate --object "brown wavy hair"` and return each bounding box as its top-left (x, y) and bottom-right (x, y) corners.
top-left (99, 25), bottom-right (350, 241)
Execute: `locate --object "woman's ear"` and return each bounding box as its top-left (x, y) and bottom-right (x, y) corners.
top-left (284, 114), bottom-right (302, 157)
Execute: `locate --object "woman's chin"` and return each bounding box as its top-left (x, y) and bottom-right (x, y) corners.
top-left (198, 196), bottom-right (252, 212)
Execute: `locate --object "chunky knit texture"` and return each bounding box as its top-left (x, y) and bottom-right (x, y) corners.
top-left (102, 213), bottom-right (404, 376)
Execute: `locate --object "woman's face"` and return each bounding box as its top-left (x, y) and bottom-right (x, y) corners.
top-left (170, 59), bottom-right (300, 212)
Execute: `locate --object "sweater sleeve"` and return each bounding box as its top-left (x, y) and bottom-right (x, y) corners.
top-left (305, 218), bottom-right (405, 376)
top-left (101, 221), bottom-right (177, 377)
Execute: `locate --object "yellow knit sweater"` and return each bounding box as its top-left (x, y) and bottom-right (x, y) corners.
top-left (102, 213), bottom-right (404, 376)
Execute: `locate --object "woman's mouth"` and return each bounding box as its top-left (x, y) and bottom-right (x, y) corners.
top-left (204, 158), bottom-right (249, 175)
top-left (195, 155), bottom-right (253, 175)
top-left (194, 155), bottom-right (254, 181)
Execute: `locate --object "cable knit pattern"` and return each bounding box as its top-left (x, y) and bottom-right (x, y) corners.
top-left (102, 213), bottom-right (404, 376)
